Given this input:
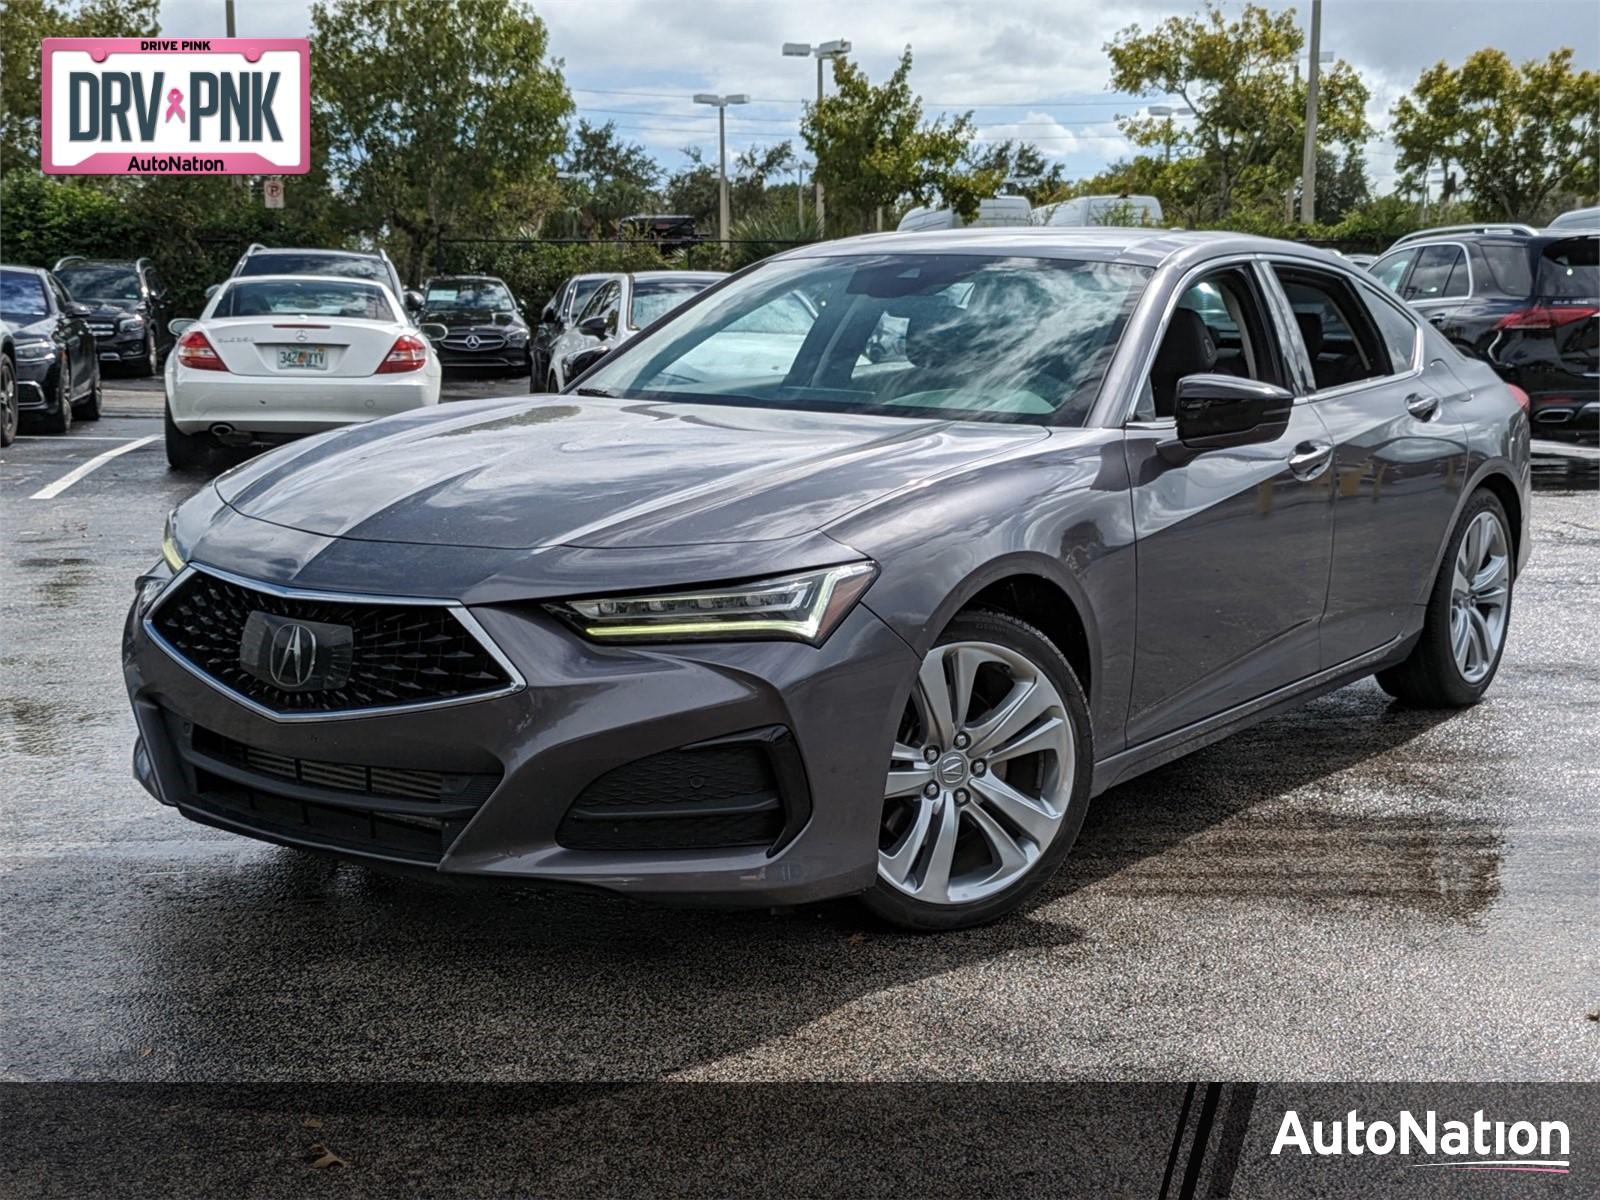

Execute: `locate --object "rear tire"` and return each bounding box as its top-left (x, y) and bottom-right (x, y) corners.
top-left (0, 353), bottom-right (16, 447)
top-left (1375, 490), bottom-right (1513, 708)
top-left (38, 361), bottom-right (72, 434)
top-left (164, 401), bottom-right (210, 470)
top-left (862, 609), bottom-right (1095, 931)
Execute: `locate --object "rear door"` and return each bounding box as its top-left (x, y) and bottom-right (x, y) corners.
top-left (1264, 261), bottom-right (1469, 668)
top-left (1123, 260), bottom-right (1335, 745)
top-left (1399, 243), bottom-right (1470, 339)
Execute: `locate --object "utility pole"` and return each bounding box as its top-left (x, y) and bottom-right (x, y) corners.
top-left (693, 93), bottom-right (748, 243)
top-left (1299, 0), bottom-right (1322, 225)
top-left (225, 0), bottom-right (236, 36)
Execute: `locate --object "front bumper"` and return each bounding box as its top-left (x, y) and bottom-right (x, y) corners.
top-left (123, 570), bottom-right (915, 905)
top-left (14, 357), bottom-right (55, 410)
top-left (437, 346), bottom-right (530, 371)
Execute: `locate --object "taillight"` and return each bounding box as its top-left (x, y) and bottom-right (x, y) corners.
top-left (375, 333), bottom-right (428, 374)
top-left (1494, 305), bottom-right (1598, 330)
top-left (1506, 384), bottom-right (1530, 411)
top-left (176, 329), bottom-right (228, 371)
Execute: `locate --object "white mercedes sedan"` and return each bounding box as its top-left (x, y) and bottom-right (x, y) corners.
top-left (163, 275), bottom-right (443, 468)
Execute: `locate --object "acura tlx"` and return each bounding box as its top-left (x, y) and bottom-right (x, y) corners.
top-left (125, 228), bottom-right (1530, 930)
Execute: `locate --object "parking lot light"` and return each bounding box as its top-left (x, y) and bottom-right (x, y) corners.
top-left (693, 92), bottom-right (750, 243)
top-left (781, 38), bottom-right (851, 231)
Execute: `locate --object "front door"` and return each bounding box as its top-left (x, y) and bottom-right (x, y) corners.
top-left (1123, 262), bottom-right (1336, 747)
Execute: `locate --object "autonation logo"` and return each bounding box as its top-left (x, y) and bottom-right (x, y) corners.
top-left (1273, 1108), bottom-right (1571, 1174)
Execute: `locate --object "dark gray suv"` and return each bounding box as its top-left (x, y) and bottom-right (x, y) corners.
top-left (124, 228), bottom-right (1531, 930)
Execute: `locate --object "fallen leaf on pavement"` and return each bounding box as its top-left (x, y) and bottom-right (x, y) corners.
top-left (306, 1144), bottom-right (347, 1170)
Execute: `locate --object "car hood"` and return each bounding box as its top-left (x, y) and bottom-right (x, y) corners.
top-left (215, 395), bottom-right (1047, 550)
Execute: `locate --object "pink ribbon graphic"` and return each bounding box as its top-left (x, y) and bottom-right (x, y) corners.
top-left (164, 88), bottom-right (185, 123)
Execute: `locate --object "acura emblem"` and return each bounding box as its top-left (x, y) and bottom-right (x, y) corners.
top-left (465, 333), bottom-right (481, 349)
top-left (268, 623), bottom-right (317, 688)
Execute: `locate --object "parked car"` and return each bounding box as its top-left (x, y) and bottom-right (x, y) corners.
top-left (1, 320), bottom-right (16, 446)
top-left (418, 275), bottom-right (531, 376)
top-left (162, 275), bottom-right (444, 469)
top-left (1032, 194), bottom-right (1164, 227)
top-left (127, 228), bottom-right (1530, 930)
top-left (897, 197), bottom-right (1033, 232)
top-left (1386, 223), bottom-right (1539, 251)
top-left (0, 264), bottom-right (102, 433)
top-left (53, 255), bottom-right (174, 376)
top-left (1545, 205), bottom-right (1600, 233)
top-left (533, 273), bottom-right (612, 384)
top-left (215, 244), bottom-right (422, 318)
top-left (618, 214), bottom-right (701, 249)
top-left (543, 270), bottom-right (723, 390)
top-left (1340, 252), bottom-right (1378, 270)
top-left (1370, 230), bottom-right (1598, 441)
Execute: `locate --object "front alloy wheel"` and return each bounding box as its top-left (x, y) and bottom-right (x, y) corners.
top-left (866, 610), bottom-right (1092, 930)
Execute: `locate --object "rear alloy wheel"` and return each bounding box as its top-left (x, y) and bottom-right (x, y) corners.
top-left (1376, 490), bottom-right (1512, 707)
top-left (864, 610), bottom-right (1093, 931)
top-left (0, 353), bottom-right (17, 446)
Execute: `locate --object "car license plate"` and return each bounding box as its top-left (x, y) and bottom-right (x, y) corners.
top-left (277, 347), bottom-right (328, 370)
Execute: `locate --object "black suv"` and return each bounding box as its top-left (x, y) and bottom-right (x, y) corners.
top-left (418, 275), bottom-right (531, 375)
top-left (1372, 228), bottom-right (1598, 441)
top-left (53, 256), bottom-right (174, 376)
top-left (216, 245), bottom-right (422, 318)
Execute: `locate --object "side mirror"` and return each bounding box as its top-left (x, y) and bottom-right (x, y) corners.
top-left (404, 289), bottom-right (425, 313)
top-left (66, 301), bottom-right (94, 317)
top-left (1174, 374), bottom-right (1293, 449)
top-left (418, 322), bottom-right (450, 343)
top-left (565, 346), bottom-right (609, 378)
top-left (578, 314), bottom-right (608, 338)
top-left (168, 318), bottom-right (197, 336)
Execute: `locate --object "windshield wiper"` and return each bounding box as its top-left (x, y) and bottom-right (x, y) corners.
top-left (574, 386), bottom-right (618, 398)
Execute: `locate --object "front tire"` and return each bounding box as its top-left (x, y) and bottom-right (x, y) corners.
top-left (0, 353), bottom-right (17, 446)
top-left (72, 362), bottom-right (102, 420)
top-left (862, 610), bottom-right (1094, 931)
top-left (38, 361), bottom-right (72, 434)
top-left (1376, 489), bottom-right (1513, 708)
top-left (138, 333), bottom-right (160, 377)
top-left (164, 401), bottom-right (210, 470)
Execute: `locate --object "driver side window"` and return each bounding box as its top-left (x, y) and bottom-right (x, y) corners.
top-left (1134, 267), bottom-right (1280, 421)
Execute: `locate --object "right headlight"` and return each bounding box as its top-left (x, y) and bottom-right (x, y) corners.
top-left (547, 562), bottom-right (877, 645)
top-left (14, 339), bottom-right (56, 361)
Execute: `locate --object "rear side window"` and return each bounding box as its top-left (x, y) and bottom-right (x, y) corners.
top-left (1538, 237), bottom-right (1599, 300)
top-left (1472, 243), bottom-right (1534, 297)
top-left (1370, 250), bottom-right (1414, 294)
top-left (1403, 245), bottom-right (1467, 301)
top-left (1271, 264), bottom-right (1390, 391)
top-left (1357, 283), bottom-right (1421, 372)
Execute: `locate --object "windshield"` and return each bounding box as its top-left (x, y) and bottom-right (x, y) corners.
top-left (581, 253), bottom-right (1151, 425)
top-left (239, 253), bottom-right (390, 287)
top-left (630, 277), bottom-right (714, 328)
top-left (426, 280), bottom-right (513, 311)
top-left (0, 271), bottom-right (49, 322)
top-left (213, 279), bottom-right (397, 321)
top-left (55, 264), bottom-right (140, 301)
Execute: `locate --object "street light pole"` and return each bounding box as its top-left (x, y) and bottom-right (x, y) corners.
top-left (783, 39), bottom-right (851, 235)
top-left (694, 93), bottom-right (749, 243)
top-left (1148, 105), bottom-right (1193, 166)
top-left (1299, 0), bottom-right (1323, 225)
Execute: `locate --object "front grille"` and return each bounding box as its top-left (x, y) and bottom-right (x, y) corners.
top-left (149, 570), bottom-right (512, 714)
top-left (557, 727), bottom-right (809, 853)
top-left (87, 321), bottom-right (117, 338)
top-left (442, 333), bottom-right (507, 350)
top-left (180, 722), bottom-right (500, 863)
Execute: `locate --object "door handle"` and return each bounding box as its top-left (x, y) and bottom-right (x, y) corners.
top-left (1405, 392), bottom-right (1440, 420)
top-left (1426, 311), bottom-right (1449, 324)
top-left (1287, 441), bottom-right (1334, 481)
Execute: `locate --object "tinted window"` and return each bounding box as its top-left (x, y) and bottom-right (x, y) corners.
top-left (567, 278), bottom-right (604, 317)
top-left (1358, 284), bottom-right (1420, 372)
top-left (630, 278), bottom-right (714, 328)
top-left (0, 270), bottom-right (49, 320)
top-left (1403, 245), bottom-right (1467, 300)
top-left (583, 253), bottom-right (1152, 426)
top-left (1272, 265), bottom-right (1389, 390)
top-left (1472, 243), bottom-right (1533, 297)
top-left (424, 280), bottom-right (513, 311)
top-left (576, 281), bottom-right (616, 323)
top-left (239, 253), bottom-right (390, 287)
top-left (1538, 237), bottom-right (1599, 300)
top-left (214, 279), bottom-right (396, 320)
top-left (56, 264), bottom-right (140, 301)
top-left (1370, 250), bottom-right (1414, 293)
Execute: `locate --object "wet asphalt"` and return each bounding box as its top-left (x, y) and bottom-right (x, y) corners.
top-left (2, 377), bottom-right (1597, 1085)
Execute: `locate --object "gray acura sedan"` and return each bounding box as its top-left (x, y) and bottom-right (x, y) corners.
top-left (124, 228), bottom-right (1531, 930)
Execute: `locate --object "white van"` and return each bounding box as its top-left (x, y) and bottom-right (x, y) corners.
top-left (896, 196), bottom-right (1033, 232)
top-left (1032, 194), bottom-right (1164, 227)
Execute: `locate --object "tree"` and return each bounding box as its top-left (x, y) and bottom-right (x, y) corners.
top-left (1391, 48), bottom-right (1599, 222)
top-left (1, 0), bottom-right (160, 171)
top-left (562, 120), bottom-right (662, 235)
top-left (311, 0), bottom-right (571, 282)
top-left (801, 48), bottom-right (998, 233)
top-left (1105, 2), bottom-right (1371, 222)
top-left (963, 140), bottom-right (1067, 205)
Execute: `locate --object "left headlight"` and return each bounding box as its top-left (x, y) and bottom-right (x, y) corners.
top-left (14, 340), bottom-right (55, 361)
top-left (119, 315), bottom-right (147, 332)
top-left (548, 562), bottom-right (877, 645)
top-left (505, 328), bottom-right (529, 346)
top-left (161, 508), bottom-right (187, 573)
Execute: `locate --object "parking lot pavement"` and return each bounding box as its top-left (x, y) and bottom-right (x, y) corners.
top-left (2, 397), bottom-right (1597, 1084)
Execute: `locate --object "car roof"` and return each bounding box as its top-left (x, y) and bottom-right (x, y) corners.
top-left (424, 274), bottom-right (505, 283)
top-left (774, 226), bottom-right (1351, 271)
top-left (628, 271), bottom-right (725, 283)
top-left (215, 273), bottom-right (400, 296)
top-left (248, 246), bottom-right (383, 259)
top-left (0, 264), bottom-right (49, 276)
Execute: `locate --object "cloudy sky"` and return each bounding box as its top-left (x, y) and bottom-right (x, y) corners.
top-left (157, 0), bottom-right (1599, 190)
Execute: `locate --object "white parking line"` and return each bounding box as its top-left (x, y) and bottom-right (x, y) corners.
top-left (16, 434), bottom-right (152, 442)
top-left (27, 436), bottom-right (157, 500)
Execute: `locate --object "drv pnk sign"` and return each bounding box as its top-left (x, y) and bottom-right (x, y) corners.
top-left (41, 38), bottom-right (309, 175)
